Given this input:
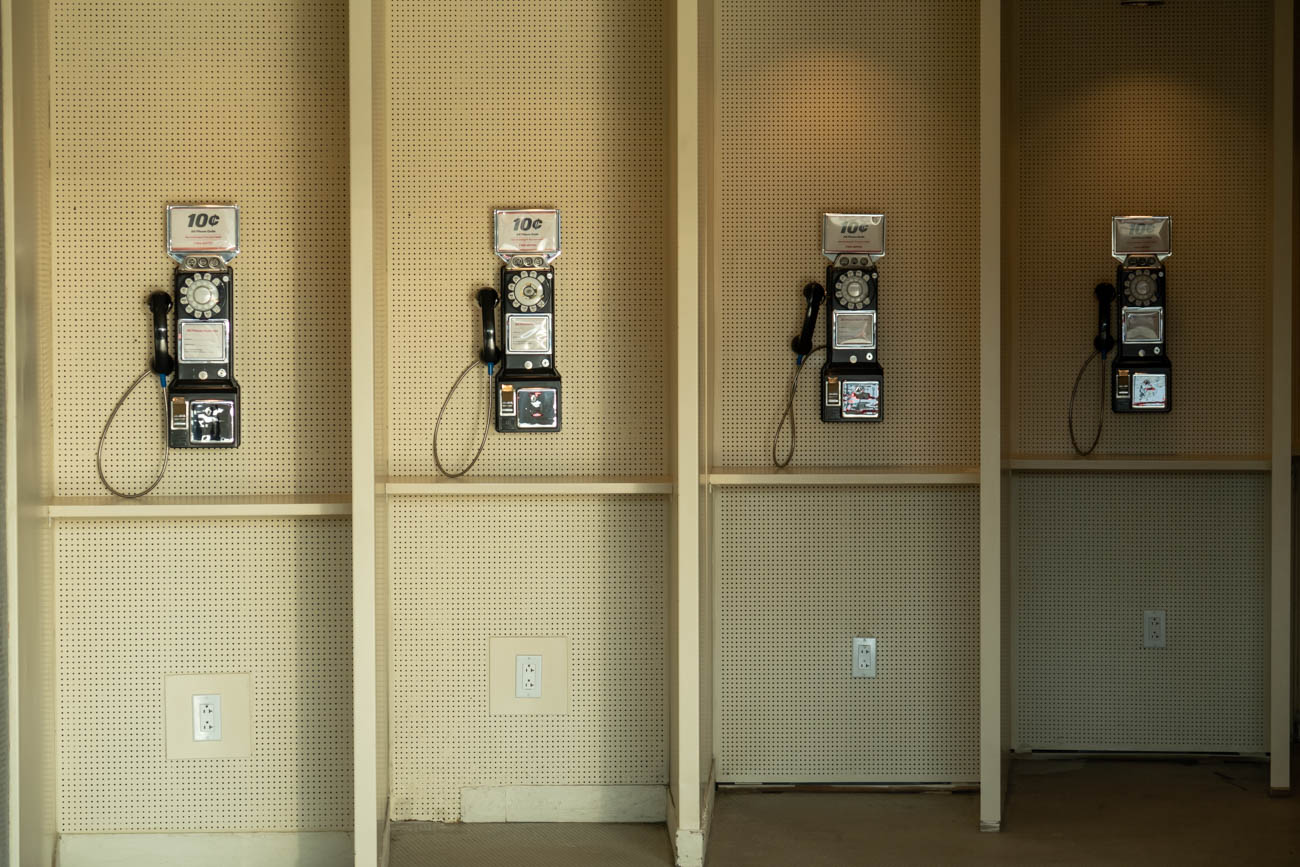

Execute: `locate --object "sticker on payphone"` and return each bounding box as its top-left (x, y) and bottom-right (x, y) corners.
top-left (1131, 372), bottom-right (1167, 409)
top-left (841, 381), bottom-right (881, 419)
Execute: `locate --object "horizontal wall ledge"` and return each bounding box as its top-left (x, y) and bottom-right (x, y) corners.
top-left (379, 476), bottom-right (674, 496)
top-left (706, 466), bottom-right (980, 486)
top-left (1006, 457), bottom-right (1271, 473)
top-left (44, 495), bottom-right (352, 519)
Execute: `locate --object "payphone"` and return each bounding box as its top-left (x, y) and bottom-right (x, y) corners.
top-left (1067, 216), bottom-right (1171, 455)
top-left (97, 204), bottom-right (241, 497)
top-left (434, 209), bottom-right (562, 477)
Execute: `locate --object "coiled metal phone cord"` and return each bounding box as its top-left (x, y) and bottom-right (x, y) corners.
top-left (772, 345), bottom-right (825, 469)
top-left (1067, 348), bottom-right (1107, 457)
top-left (97, 369), bottom-right (171, 498)
top-left (433, 360), bottom-right (493, 478)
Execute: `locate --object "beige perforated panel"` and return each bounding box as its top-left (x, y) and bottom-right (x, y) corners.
top-left (55, 519), bottom-right (352, 831)
top-left (385, 0), bottom-right (668, 477)
top-left (50, 1), bottom-right (350, 496)
top-left (717, 487), bottom-right (979, 782)
top-left (715, 0), bottom-right (979, 468)
top-left (1013, 474), bottom-right (1267, 753)
top-left (1010, 0), bottom-right (1270, 456)
top-left (389, 496), bottom-right (667, 820)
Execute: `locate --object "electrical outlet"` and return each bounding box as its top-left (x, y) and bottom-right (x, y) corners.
top-left (166, 673), bottom-right (250, 759)
top-left (516, 655), bottom-right (542, 698)
top-left (1143, 610), bottom-right (1166, 648)
top-left (852, 637), bottom-right (877, 678)
top-left (192, 693), bottom-right (222, 741)
top-left (489, 637), bottom-right (569, 714)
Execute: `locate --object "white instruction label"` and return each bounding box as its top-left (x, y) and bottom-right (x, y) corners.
top-left (179, 320), bottom-right (229, 363)
top-left (494, 209), bottom-right (561, 258)
top-left (167, 205), bottom-right (240, 257)
top-left (823, 213), bottom-right (886, 258)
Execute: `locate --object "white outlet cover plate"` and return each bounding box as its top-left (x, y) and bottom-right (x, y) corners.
top-left (165, 673), bottom-right (251, 759)
top-left (490, 637), bottom-right (569, 715)
top-left (192, 693), bottom-right (223, 741)
top-left (852, 637), bottom-right (877, 678)
top-left (1143, 610), bottom-right (1167, 648)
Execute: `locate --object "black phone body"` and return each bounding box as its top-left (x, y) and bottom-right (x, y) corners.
top-left (1112, 256), bottom-right (1170, 413)
top-left (820, 262), bottom-right (883, 422)
top-left (168, 262), bottom-right (240, 447)
top-left (495, 263), bottom-right (561, 432)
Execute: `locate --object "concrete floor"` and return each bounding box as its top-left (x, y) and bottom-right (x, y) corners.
top-left (390, 758), bottom-right (1300, 866)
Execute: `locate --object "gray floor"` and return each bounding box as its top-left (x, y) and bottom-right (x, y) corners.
top-left (391, 758), bottom-right (1300, 865)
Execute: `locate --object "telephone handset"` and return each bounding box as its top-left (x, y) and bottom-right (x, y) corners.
top-left (820, 213), bottom-right (885, 422)
top-left (1094, 281), bottom-right (1116, 355)
top-left (478, 287), bottom-right (502, 365)
top-left (149, 291), bottom-right (176, 377)
top-left (791, 282), bottom-right (825, 360)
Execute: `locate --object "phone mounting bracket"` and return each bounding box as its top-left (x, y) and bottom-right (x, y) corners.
top-left (1112, 215), bottom-right (1171, 265)
top-left (494, 208), bottom-right (561, 267)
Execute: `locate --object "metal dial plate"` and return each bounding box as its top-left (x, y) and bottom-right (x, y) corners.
top-left (1124, 271), bottom-right (1158, 304)
top-left (508, 273), bottom-right (547, 311)
top-left (835, 270), bottom-right (873, 309)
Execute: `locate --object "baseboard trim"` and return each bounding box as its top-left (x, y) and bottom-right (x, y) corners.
top-left (460, 784), bottom-right (667, 823)
top-left (58, 832), bottom-right (352, 867)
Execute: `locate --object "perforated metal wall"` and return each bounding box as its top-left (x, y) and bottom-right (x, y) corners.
top-left (385, 0), bottom-right (669, 477)
top-left (717, 487), bottom-right (979, 782)
top-left (1010, 0), bottom-right (1270, 457)
top-left (715, 0), bottom-right (980, 468)
top-left (1013, 473), bottom-right (1267, 753)
top-left (55, 519), bottom-right (353, 831)
top-left (51, 0), bottom-right (351, 496)
top-left (389, 496), bottom-right (667, 820)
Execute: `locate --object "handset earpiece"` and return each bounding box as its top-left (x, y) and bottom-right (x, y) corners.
top-left (1094, 282), bottom-right (1116, 357)
top-left (148, 290), bottom-right (175, 377)
top-left (791, 282), bottom-right (825, 360)
top-left (477, 287), bottom-right (502, 365)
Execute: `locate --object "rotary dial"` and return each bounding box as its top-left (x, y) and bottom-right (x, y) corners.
top-left (181, 275), bottom-right (223, 318)
top-left (508, 271), bottom-right (548, 312)
top-left (835, 270), bottom-right (873, 310)
top-left (1124, 271), bottom-right (1158, 305)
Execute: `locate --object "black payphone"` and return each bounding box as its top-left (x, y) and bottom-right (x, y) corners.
top-left (97, 204), bottom-right (242, 497)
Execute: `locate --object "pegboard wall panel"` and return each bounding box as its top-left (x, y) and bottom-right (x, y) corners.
top-left (1011, 0), bottom-right (1270, 456)
top-left (385, 0), bottom-right (668, 477)
top-left (1013, 473), bottom-right (1267, 753)
top-left (389, 496), bottom-right (667, 820)
top-left (51, 1), bottom-right (350, 495)
top-left (717, 487), bottom-right (979, 782)
top-left (55, 519), bottom-right (352, 831)
top-left (715, 0), bottom-right (979, 468)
